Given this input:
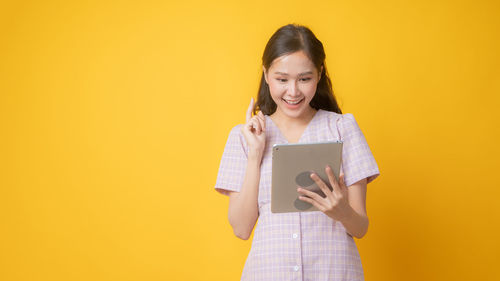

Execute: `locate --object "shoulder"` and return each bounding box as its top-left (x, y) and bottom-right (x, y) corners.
top-left (228, 124), bottom-right (244, 135)
top-left (226, 123), bottom-right (247, 147)
top-left (339, 113), bottom-right (357, 126)
top-left (228, 123), bottom-right (247, 141)
top-left (320, 110), bottom-right (356, 125)
top-left (321, 110), bottom-right (361, 139)
top-left (337, 113), bottom-right (361, 134)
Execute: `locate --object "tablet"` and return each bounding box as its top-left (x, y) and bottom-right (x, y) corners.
top-left (271, 141), bottom-right (343, 213)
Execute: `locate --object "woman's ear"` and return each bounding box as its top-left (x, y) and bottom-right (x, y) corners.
top-left (319, 65), bottom-right (323, 80)
top-left (263, 66), bottom-right (268, 84)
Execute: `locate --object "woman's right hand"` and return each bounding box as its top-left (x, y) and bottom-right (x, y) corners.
top-left (241, 98), bottom-right (266, 162)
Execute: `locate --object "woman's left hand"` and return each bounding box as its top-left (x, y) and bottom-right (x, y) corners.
top-left (297, 165), bottom-right (353, 222)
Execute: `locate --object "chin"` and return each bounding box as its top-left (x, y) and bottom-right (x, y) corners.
top-left (278, 100), bottom-right (313, 118)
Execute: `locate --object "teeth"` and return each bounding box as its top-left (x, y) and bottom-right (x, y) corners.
top-left (284, 99), bottom-right (302, 105)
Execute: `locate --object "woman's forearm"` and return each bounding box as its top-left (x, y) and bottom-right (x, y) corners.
top-left (340, 206), bottom-right (369, 239)
top-left (227, 154), bottom-right (261, 240)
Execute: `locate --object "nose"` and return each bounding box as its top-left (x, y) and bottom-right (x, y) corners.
top-left (287, 80), bottom-right (300, 97)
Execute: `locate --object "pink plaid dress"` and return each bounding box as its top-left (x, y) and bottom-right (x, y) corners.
top-left (215, 109), bottom-right (380, 281)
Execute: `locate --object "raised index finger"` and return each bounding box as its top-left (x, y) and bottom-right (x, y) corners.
top-left (246, 98), bottom-right (254, 123)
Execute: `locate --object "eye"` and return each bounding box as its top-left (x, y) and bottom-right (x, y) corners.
top-left (275, 78), bottom-right (311, 83)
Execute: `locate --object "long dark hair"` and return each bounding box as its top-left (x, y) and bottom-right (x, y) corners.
top-left (254, 23), bottom-right (342, 115)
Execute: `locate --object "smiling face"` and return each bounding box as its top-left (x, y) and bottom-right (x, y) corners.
top-left (263, 50), bottom-right (323, 120)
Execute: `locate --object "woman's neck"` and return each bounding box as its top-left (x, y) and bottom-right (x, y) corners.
top-left (270, 106), bottom-right (318, 130)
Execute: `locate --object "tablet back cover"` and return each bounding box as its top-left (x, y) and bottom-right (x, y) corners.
top-left (271, 141), bottom-right (343, 213)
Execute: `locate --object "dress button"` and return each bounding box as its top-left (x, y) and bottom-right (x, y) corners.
top-left (294, 265), bottom-right (300, 271)
top-left (292, 233), bottom-right (298, 239)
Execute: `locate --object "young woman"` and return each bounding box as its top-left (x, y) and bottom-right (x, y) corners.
top-left (215, 23), bottom-right (380, 281)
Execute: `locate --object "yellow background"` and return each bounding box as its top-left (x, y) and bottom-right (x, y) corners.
top-left (1, 0), bottom-right (499, 280)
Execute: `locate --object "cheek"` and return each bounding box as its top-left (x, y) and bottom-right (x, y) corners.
top-left (302, 84), bottom-right (318, 97)
top-left (269, 81), bottom-right (284, 91)
top-left (268, 83), bottom-right (284, 98)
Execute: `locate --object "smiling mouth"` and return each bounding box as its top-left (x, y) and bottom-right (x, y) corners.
top-left (283, 98), bottom-right (304, 105)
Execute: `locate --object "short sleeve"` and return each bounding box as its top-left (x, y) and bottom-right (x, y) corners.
top-left (214, 124), bottom-right (248, 196)
top-left (337, 113), bottom-right (380, 187)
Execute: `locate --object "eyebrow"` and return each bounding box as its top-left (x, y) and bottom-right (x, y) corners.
top-left (273, 71), bottom-right (314, 76)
